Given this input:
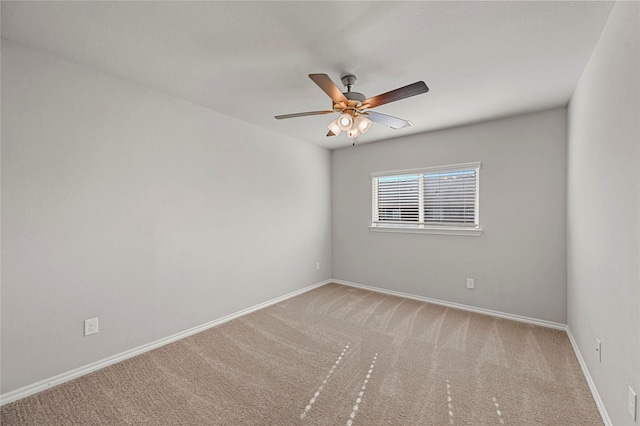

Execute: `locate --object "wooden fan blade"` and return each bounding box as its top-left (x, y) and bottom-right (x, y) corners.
top-left (274, 110), bottom-right (335, 119)
top-left (362, 81), bottom-right (429, 109)
top-left (309, 74), bottom-right (348, 104)
top-left (364, 111), bottom-right (413, 129)
top-left (326, 130), bottom-right (336, 137)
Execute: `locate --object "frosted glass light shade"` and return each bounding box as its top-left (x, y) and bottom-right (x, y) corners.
top-left (328, 119), bottom-right (342, 136)
top-left (354, 115), bottom-right (372, 134)
top-left (337, 113), bottom-right (353, 131)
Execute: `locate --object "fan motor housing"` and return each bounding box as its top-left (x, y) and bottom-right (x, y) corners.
top-left (343, 91), bottom-right (366, 102)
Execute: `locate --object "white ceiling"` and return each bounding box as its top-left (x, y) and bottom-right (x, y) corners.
top-left (1, 1), bottom-right (614, 149)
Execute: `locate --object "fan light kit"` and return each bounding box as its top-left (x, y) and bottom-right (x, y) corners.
top-left (329, 113), bottom-right (372, 138)
top-left (275, 73), bottom-right (429, 143)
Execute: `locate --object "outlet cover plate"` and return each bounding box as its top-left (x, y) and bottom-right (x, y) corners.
top-left (466, 278), bottom-right (475, 289)
top-left (84, 318), bottom-right (99, 336)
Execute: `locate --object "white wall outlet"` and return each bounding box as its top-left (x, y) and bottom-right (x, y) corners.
top-left (315, 262), bottom-right (320, 271)
top-left (466, 278), bottom-right (475, 289)
top-left (629, 387), bottom-right (637, 421)
top-left (595, 338), bottom-right (601, 362)
top-left (84, 317), bottom-right (99, 336)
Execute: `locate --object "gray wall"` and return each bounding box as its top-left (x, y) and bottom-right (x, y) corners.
top-left (567, 2), bottom-right (640, 424)
top-left (1, 41), bottom-right (332, 394)
top-left (332, 108), bottom-right (568, 323)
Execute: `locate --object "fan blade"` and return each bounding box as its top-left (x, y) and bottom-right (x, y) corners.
top-left (309, 74), bottom-right (348, 104)
top-left (364, 111), bottom-right (413, 129)
top-left (275, 110), bottom-right (334, 119)
top-left (362, 81), bottom-right (429, 109)
top-left (327, 130), bottom-right (336, 137)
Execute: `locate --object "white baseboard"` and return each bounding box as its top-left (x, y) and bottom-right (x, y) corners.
top-left (331, 279), bottom-right (567, 330)
top-left (0, 279), bottom-right (332, 406)
top-left (566, 327), bottom-right (612, 426)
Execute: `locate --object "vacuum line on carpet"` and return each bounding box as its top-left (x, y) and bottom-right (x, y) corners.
top-left (346, 352), bottom-right (378, 426)
top-left (300, 343), bottom-right (350, 420)
top-left (446, 379), bottom-right (455, 424)
top-left (492, 396), bottom-right (505, 424)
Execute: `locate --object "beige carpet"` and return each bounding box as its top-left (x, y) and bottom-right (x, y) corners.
top-left (1, 283), bottom-right (602, 425)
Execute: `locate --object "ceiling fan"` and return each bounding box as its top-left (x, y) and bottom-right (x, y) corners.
top-left (275, 73), bottom-right (429, 141)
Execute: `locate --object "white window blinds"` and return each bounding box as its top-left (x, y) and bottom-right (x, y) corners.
top-left (371, 162), bottom-right (480, 233)
top-left (375, 174), bottom-right (420, 222)
top-left (423, 169), bottom-right (477, 225)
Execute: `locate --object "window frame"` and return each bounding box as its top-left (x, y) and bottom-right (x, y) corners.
top-left (369, 162), bottom-right (482, 236)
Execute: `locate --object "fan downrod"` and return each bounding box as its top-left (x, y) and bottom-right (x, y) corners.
top-left (341, 74), bottom-right (365, 102)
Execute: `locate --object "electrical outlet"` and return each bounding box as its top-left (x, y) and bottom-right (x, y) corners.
top-left (595, 339), bottom-right (601, 362)
top-left (84, 318), bottom-right (99, 336)
top-left (466, 278), bottom-right (475, 289)
top-left (315, 262), bottom-right (320, 271)
top-left (629, 387), bottom-right (637, 421)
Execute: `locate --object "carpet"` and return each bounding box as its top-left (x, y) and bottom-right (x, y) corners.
top-left (1, 283), bottom-right (602, 425)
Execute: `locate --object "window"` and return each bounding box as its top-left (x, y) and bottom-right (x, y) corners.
top-left (370, 162), bottom-right (482, 236)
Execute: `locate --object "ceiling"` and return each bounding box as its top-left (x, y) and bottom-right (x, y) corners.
top-left (1, 1), bottom-right (614, 149)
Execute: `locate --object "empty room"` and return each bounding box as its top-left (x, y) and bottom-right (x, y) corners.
top-left (1, 1), bottom-right (638, 425)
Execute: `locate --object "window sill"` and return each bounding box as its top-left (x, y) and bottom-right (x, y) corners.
top-left (369, 225), bottom-right (483, 236)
